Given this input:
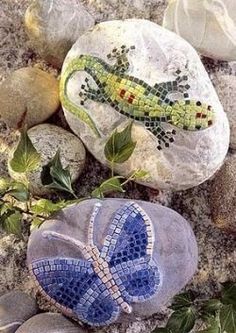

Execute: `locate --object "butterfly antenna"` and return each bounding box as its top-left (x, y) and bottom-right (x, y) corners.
top-left (42, 231), bottom-right (86, 251)
top-left (88, 202), bottom-right (102, 246)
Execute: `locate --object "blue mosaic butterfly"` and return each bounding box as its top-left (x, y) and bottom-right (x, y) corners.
top-left (30, 201), bottom-right (161, 326)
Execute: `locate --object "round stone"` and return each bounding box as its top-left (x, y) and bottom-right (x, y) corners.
top-left (212, 74), bottom-right (236, 150)
top-left (60, 19), bottom-right (229, 191)
top-left (24, 0), bottom-right (95, 68)
top-left (27, 198), bottom-right (198, 326)
top-left (15, 313), bottom-right (84, 333)
top-left (8, 124), bottom-right (86, 195)
top-left (163, 0), bottom-right (236, 62)
top-left (210, 154), bottom-right (236, 234)
top-left (0, 291), bottom-right (38, 333)
top-left (0, 68), bottom-right (59, 129)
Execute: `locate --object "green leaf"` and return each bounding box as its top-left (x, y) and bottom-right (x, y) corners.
top-left (221, 282), bottom-right (236, 307)
top-left (0, 178), bottom-right (11, 195)
top-left (220, 304), bottom-right (236, 333)
top-left (1, 210), bottom-right (22, 236)
top-left (9, 129), bottom-right (41, 173)
top-left (30, 217), bottom-right (44, 230)
top-left (41, 150), bottom-right (76, 197)
top-left (153, 328), bottom-right (172, 333)
top-left (91, 176), bottom-right (125, 198)
top-left (197, 317), bottom-right (221, 333)
top-left (170, 291), bottom-right (196, 311)
top-left (201, 299), bottom-right (223, 316)
top-left (31, 199), bottom-right (67, 216)
top-left (132, 169), bottom-right (149, 180)
top-left (166, 307), bottom-right (196, 333)
top-left (7, 182), bottom-right (29, 202)
top-left (104, 122), bottom-right (136, 164)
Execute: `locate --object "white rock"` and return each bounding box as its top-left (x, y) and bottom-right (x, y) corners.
top-left (61, 19), bottom-right (229, 191)
top-left (212, 74), bottom-right (236, 150)
top-left (8, 124), bottom-right (86, 195)
top-left (163, 0), bottom-right (236, 61)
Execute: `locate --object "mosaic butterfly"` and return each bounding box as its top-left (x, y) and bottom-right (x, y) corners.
top-left (30, 201), bottom-right (161, 326)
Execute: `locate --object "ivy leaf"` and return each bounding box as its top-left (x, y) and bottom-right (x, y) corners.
top-left (166, 307), bottom-right (196, 333)
top-left (92, 176), bottom-right (125, 198)
top-left (41, 150), bottom-right (76, 197)
top-left (220, 304), bottom-right (236, 333)
top-left (31, 199), bottom-right (68, 216)
top-left (104, 122), bottom-right (136, 163)
top-left (132, 169), bottom-right (149, 180)
top-left (1, 210), bottom-right (22, 236)
top-left (7, 182), bottom-right (29, 202)
top-left (0, 178), bottom-right (11, 195)
top-left (221, 282), bottom-right (236, 307)
top-left (201, 299), bottom-right (222, 317)
top-left (9, 129), bottom-right (41, 173)
top-left (30, 217), bottom-right (44, 231)
top-left (197, 316), bottom-right (221, 333)
top-left (170, 291), bottom-right (196, 311)
top-left (153, 328), bottom-right (173, 333)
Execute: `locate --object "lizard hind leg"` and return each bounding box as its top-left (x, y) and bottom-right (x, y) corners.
top-left (148, 124), bottom-right (176, 150)
top-left (107, 45), bottom-right (135, 73)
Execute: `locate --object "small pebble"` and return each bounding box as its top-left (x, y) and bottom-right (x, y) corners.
top-left (0, 68), bottom-right (59, 129)
top-left (210, 154), bottom-right (236, 234)
top-left (8, 124), bottom-right (86, 196)
top-left (0, 291), bottom-right (38, 333)
top-left (24, 0), bottom-right (95, 68)
top-left (15, 313), bottom-right (84, 333)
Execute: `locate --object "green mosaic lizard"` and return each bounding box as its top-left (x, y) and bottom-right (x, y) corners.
top-left (60, 45), bottom-right (215, 149)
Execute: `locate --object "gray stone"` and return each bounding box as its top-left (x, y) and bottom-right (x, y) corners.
top-left (24, 0), bottom-right (95, 68)
top-left (15, 313), bottom-right (84, 333)
top-left (61, 19), bottom-right (229, 191)
top-left (27, 198), bottom-right (198, 326)
top-left (0, 291), bottom-right (38, 333)
top-left (8, 124), bottom-right (86, 196)
top-left (210, 154), bottom-right (236, 234)
top-left (212, 74), bottom-right (236, 150)
top-left (0, 68), bottom-right (59, 129)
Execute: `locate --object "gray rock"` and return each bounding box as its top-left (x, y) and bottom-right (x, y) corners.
top-left (24, 0), bottom-right (95, 68)
top-left (8, 124), bottom-right (86, 196)
top-left (27, 198), bottom-right (198, 326)
top-left (15, 313), bottom-right (84, 333)
top-left (212, 74), bottom-right (236, 150)
top-left (210, 154), bottom-right (236, 234)
top-left (61, 19), bottom-right (229, 191)
top-left (0, 291), bottom-right (38, 333)
top-left (0, 68), bottom-right (59, 129)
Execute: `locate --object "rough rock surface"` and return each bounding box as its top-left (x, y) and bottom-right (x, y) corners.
top-left (0, 1), bottom-right (235, 333)
top-left (0, 67), bottom-right (59, 129)
top-left (163, 0), bottom-right (236, 62)
top-left (209, 155), bottom-right (236, 233)
top-left (15, 313), bottom-right (85, 333)
top-left (8, 124), bottom-right (86, 195)
top-left (24, 0), bottom-right (95, 68)
top-left (0, 290), bottom-right (38, 333)
top-left (27, 199), bottom-right (198, 325)
top-left (212, 74), bottom-right (236, 150)
top-left (62, 19), bottom-right (229, 191)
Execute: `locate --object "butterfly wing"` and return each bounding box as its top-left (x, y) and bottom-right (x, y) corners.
top-left (100, 201), bottom-right (161, 303)
top-left (100, 201), bottom-right (154, 266)
top-left (30, 258), bottom-right (120, 326)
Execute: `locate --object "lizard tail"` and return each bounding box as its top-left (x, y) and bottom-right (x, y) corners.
top-left (59, 57), bottom-right (101, 137)
top-left (168, 99), bottom-right (215, 131)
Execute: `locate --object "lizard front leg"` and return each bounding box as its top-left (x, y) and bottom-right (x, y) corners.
top-left (107, 45), bottom-right (135, 74)
top-left (79, 77), bottom-right (106, 105)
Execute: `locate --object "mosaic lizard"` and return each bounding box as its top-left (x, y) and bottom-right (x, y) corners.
top-left (60, 45), bottom-right (215, 149)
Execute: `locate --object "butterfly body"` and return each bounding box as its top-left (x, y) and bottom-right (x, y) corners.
top-left (30, 202), bottom-right (161, 326)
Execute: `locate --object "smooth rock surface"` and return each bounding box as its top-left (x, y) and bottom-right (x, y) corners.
top-left (210, 155), bottom-right (236, 234)
top-left (0, 67), bottom-right (59, 129)
top-left (0, 291), bottom-right (38, 333)
top-left (8, 124), bottom-right (86, 195)
top-left (27, 198), bottom-right (198, 325)
top-left (24, 0), bottom-right (95, 68)
top-left (61, 19), bottom-right (229, 191)
top-left (163, 0), bottom-right (236, 62)
top-left (212, 74), bottom-right (236, 150)
top-left (15, 313), bottom-right (84, 333)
